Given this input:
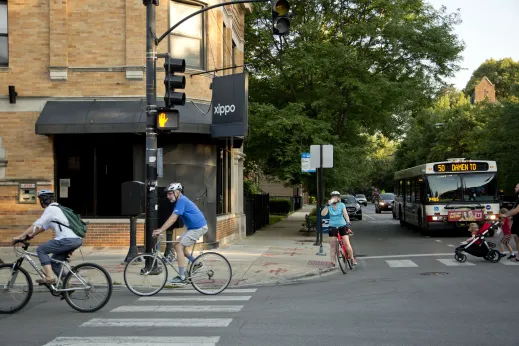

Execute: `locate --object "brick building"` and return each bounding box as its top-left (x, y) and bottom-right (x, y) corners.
top-left (471, 76), bottom-right (497, 104)
top-left (0, 0), bottom-right (252, 247)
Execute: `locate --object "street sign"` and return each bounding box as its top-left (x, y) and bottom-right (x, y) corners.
top-left (156, 107), bottom-right (180, 130)
top-left (310, 144), bottom-right (333, 168)
top-left (301, 152), bottom-right (316, 173)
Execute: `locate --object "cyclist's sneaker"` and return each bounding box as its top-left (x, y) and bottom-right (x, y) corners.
top-left (167, 276), bottom-right (187, 286)
top-left (192, 262), bottom-right (204, 272)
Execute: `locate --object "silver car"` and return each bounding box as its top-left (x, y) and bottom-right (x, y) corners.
top-left (355, 194), bottom-right (368, 206)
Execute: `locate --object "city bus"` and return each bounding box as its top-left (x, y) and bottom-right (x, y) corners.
top-left (393, 159), bottom-right (500, 234)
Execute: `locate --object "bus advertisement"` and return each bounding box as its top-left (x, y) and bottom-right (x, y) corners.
top-left (393, 159), bottom-right (499, 234)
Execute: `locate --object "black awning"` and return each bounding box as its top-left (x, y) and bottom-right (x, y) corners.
top-left (35, 100), bottom-right (147, 134)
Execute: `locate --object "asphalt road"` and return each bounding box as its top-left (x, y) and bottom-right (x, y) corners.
top-left (2, 204), bottom-right (519, 345)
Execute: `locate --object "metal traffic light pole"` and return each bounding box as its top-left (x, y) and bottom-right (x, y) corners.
top-left (144, 0), bottom-right (287, 256)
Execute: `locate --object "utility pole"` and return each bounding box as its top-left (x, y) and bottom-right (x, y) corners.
top-left (144, 0), bottom-right (158, 256)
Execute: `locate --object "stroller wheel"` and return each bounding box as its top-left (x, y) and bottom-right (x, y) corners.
top-left (454, 253), bottom-right (467, 263)
top-left (486, 249), bottom-right (501, 263)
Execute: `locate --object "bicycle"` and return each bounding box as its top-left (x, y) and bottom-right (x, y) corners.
top-left (123, 233), bottom-right (232, 296)
top-left (0, 237), bottom-right (113, 314)
top-left (331, 226), bottom-right (355, 274)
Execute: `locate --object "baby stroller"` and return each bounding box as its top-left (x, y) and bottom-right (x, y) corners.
top-left (454, 220), bottom-right (502, 263)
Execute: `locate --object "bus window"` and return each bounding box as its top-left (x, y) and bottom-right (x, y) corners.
top-left (427, 175), bottom-right (462, 202)
top-left (462, 173), bottom-right (497, 202)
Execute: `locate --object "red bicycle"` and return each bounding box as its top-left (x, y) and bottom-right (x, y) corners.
top-left (332, 226), bottom-right (354, 274)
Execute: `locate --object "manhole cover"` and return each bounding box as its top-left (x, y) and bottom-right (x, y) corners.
top-left (420, 272), bottom-right (450, 276)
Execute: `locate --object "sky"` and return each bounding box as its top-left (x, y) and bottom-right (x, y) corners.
top-left (426, 0), bottom-right (519, 90)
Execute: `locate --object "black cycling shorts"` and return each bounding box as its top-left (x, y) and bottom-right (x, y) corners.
top-left (328, 226), bottom-right (349, 237)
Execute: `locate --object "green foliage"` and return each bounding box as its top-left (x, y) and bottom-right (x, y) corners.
top-left (244, 0), bottom-right (464, 194)
top-left (244, 179), bottom-right (261, 195)
top-left (464, 58), bottom-right (519, 101)
top-left (269, 214), bottom-right (285, 225)
top-left (269, 199), bottom-right (293, 215)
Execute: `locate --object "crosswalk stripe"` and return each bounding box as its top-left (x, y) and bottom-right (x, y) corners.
top-left (111, 305), bottom-right (243, 312)
top-left (436, 259), bottom-right (475, 266)
top-left (42, 336), bottom-right (220, 346)
top-left (138, 296), bottom-right (251, 302)
top-left (80, 318), bottom-right (232, 327)
top-left (157, 288), bottom-right (257, 294)
top-left (500, 260), bottom-right (519, 265)
top-left (385, 260), bottom-right (418, 268)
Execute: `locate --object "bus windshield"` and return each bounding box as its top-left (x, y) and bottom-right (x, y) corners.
top-left (426, 173), bottom-right (497, 203)
top-left (427, 175), bottom-right (462, 202)
top-left (462, 173), bottom-right (497, 202)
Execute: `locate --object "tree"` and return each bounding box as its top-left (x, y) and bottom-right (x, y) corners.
top-left (244, 0), bottom-right (465, 193)
top-left (464, 58), bottom-right (519, 102)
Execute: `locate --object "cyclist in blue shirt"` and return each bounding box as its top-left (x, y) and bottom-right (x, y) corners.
top-left (321, 191), bottom-right (357, 265)
top-left (152, 183), bottom-right (207, 285)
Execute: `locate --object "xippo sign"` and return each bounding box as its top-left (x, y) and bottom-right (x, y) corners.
top-left (211, 72), bottom-right (248, 138)
top-left (214, 104), bottom-right (236, 116)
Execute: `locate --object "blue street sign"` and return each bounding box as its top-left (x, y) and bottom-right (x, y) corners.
top-left (301, 152), bottom-right (316, 173)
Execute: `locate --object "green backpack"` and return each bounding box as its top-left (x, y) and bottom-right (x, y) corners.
top-left (52, 204), bottom-right (88, 238)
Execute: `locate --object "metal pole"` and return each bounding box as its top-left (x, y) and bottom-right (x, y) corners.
top-left (319, 144), bottom-right (324, 245)
top-left (145, 1), bottom-right (158, 258)
top-left (314, 165), bottom-right (320, 246)
top-left (123, 216), bottom-right (139, 263)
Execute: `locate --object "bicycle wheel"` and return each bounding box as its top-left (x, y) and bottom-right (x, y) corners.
top-left (336, 241), bottom-right (348, 274)
top-left (63, 263), bottom-right (113, 313)
top-left (189, 252), bottom-right (232, 295)
top-left (124, 254), bottom-right (168, 296)
top-left (0, 264), bottom-right (33, 314)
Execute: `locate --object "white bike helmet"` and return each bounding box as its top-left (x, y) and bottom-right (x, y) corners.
top-left (330, 191), bottom-right (341, 196)
top-left (165, 182), bottom-right (183, 193)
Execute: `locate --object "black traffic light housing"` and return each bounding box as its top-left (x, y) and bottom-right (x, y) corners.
top-left (164, 56), bottom-right (186, 107)
top-left (272, 0), bottom-right (290, 35)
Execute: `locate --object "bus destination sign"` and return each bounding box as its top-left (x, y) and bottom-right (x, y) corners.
top-left (433, 162), bottom-right (489, 173)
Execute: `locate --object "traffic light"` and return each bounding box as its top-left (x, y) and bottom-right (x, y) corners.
top-left (164, 56), bottom-right (186, 107)
top-left (156, 107), bottom-right (180, 130)
top-left (272, 0), bottom-right (290, 35)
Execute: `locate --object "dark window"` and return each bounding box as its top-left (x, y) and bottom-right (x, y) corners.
top-left (462, 173), bottom-right (497, 202)
top-left (0, 0), bottom-right (8, 66)
top-left (427, 175), bottom-right (462, 203)
top-left (55, 134), bottom-right (137, 217)
top-left (217, 140), bottom-right (232, 215)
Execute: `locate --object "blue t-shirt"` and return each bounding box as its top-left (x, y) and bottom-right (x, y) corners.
top-left (328, 202), bottom-right (347, 227)
top-left (173, 195), bottom-right (207, 230)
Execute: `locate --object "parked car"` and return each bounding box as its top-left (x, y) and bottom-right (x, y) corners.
top-left (341, 195), bottom-right (363, 220)
top-left (355, 194), bottom-right (368, 206)
top-left (375, 193), bottom-right (395, 213)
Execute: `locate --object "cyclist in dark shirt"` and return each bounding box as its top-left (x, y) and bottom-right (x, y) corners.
top-left (501, 183), bottom-right (519, 260)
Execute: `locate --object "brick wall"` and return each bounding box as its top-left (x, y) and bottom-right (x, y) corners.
top-left (474, 77), bottom-right (496, 103)
top-left (216, 216), bottom-right (235, 241)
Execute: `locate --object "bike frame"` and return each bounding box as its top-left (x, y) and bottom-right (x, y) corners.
top-left (143, 235), bottom-right (203, 280)
top-left (9, 242), bottom-right (90, 293)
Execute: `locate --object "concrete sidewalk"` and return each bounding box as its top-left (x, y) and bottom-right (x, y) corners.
top-left (0, 205), bottom-right (337, 288)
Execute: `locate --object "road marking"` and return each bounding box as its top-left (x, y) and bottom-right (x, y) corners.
top-left (385, 260), bottom-right (418, 268)
top-left (363, 213), bottom-right (375, 220)
top-left (111, 305), bottom-right (243, 312)
top-left (138, 296), bottom-right (251, 302)
top-left (157, 288), bottom-right (257, 294)
top-left (500, 260), bottom-right (519, 266)
top-left (436, 259), bottom-right (475, 266)
top-left (447, 244), bottom-right (455, 247)
top-left (80, 318), bottom-right (232, 327)
top-left (43, 336), bottom-right (220, 346)
top-left (360, 253), bottom-right (453, 260)
top-left (435, 240), bottom-right (442, 243)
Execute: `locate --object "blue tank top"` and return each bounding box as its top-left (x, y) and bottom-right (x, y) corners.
top-left (328, 203), bottom-right (346, 227)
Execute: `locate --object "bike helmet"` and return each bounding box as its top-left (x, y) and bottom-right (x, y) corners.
top-left (165, 182), bottom-right (183, 193)
top-left (330, 191), bottom-right (341, 196)
top-left (37, 189), bottom-right (55, 206)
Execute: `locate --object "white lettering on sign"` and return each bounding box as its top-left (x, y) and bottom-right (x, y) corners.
top-left (214, 104), bottom-right (236, 116)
